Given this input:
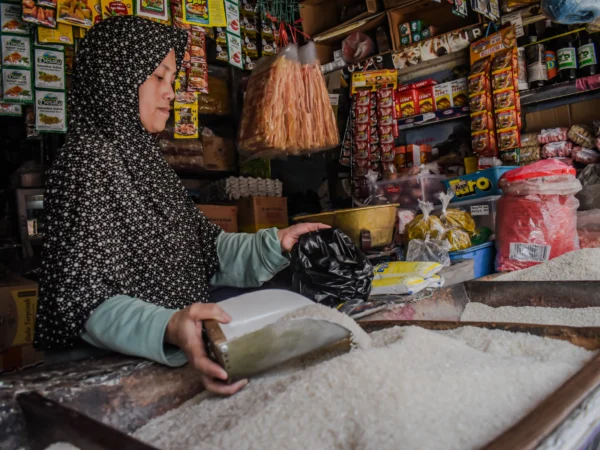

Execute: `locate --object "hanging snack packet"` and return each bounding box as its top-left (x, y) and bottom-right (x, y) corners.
top-left (436, 190), bottom-right (476, 233)
top-left (2, 34), bottom-right (31, 69)
top-left (34, 47), bottom-right (65, 90)
top-left (100, 0), bottom-right (133, 18)
top-left (2, 68), bottom-right (32, 103)
top-left (406, 200), bottom-right (445, 240)
top-left (174, 103), bottom-right (198, 139)
top-left (1, 3), bottom-right (29, 34)
top-left (37, 22), bottom-right (74, 46)
top-left (35, 90), bottom-right (67, 132)
top-left (56, 0), bottom-right (100, 28)
top-left (0, 102), bottom-right (23, 116)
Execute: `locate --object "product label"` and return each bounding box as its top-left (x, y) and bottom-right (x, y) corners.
top-left (1, 34), bottom-right (31, 69)
top-left (557, 47), bottom-right (577, 70)
top-left (34, 48), bottom-right (65, 90)
top-left (448, 175), bottom-right (494, 199)
top-left (545, 50), bottom-right (558, 80)
top-left (2, 68), bottom-right (32, 104)
top-left (1, 3), bottom-right (29, 34)
top-left (470, 205), bottom-right (489, 216)
top-left (509, 243), bottom-right (551, 262)
top-left (35, 90), bottom-right (67, 132)
top-left (578, 43), bottom-right (597, 68)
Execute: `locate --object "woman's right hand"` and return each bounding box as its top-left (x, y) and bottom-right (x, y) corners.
top-left (165, 303), bottom-right (248, 395)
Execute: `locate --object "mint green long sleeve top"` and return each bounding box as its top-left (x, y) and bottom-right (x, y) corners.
top-left (80, 228), bottom-right (289, 367)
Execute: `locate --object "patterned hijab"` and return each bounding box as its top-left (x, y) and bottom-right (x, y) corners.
top-left (35, 16), bottom-right (222, 350)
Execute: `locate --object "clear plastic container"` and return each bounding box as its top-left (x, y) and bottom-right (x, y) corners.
top-left (375, 174), bottom-right (446, 208)
top-left (432, 195), bottom-right (500, 232)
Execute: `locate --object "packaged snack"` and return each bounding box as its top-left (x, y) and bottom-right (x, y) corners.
top-left (519, 146), bottom-right (541, 163)
top-left (0, 102), bottom-right (22, 116)
top-left (538, 127), bottom-right (568, 144)
top-left (1, 3), bottom-right (28, 34)
top-left (397, 86), bottom-right (418, 118)
top-left (450, 78), bottom-right (468, 107)
top-left (23, 0), bottom-right (57, 27)
top-left (37, 23), bottom-right (74, 45)
top-left (491, 49), bottom-right (513, 72)
top-left (2, 68), bottom-right (32, 103)
top-left (187, 58), bottom-right (208, 93)
top-left (355, 123), bottom-right (370, 142)
top-left (379, 125), bottom-right (394, 145)
top-left (417, 86), bottom-right (435, 113)
top-left (135, 0), bottom-right (168, 21)
top-left (406, 200), bottom-right (445, 240)
top-left (542, 141), bottom-right (573, 158)
top-left (472, 130), bottom-right (497, 157)
top-left (492, 68), bottom-right (514, 91)
top-left (377, 87), bottom-right (394, 108)
top-left (468, 72), bottom-right (488, 95)
top-left (470, 91), bottom-right (492, 113)
top-left (493, 88), bottom-right (516, 109)
top-left (442, 228), bottom-right (472, 251)
top-left (377, 106), bottom-right (395, 126)
top-left (34, 47), bottom-right (65, 90)
top-left (495, 108), bottom-right (518, 130)
top-left (471, 111), bottom-right (493, 132)
top-left (35, 89), bottom-right (66, 132)
top-left (100, 0), bottom-right (132, 18)
top-left (57, 0), bottom-right (100, 28)
top-left (381, 144), bottom-right (394, 162)
top-left (370, 128), bottom-right (380, 145)
top-left (568, 124), bottom-right (596, 149)
top-left (436, 190), bottom-right (476, 233)
top-left (572, 147), bottom-right (600, 164)
top-left (520, 132), bottom-right (538, 147)
top-left (182, 0), bottom-right (226, 27)
top-left (1, 34), bottom-right (31, 69)
top-left (434, 82), bottom-right (452, 111)
top-left (371, 275), bottom-right (430, 296)
top-left (498, 127), bottom-right (520, 150)
top-left (174, 103), bottom-right (199, 139)
top-left (356, 89), bottom-right (370, 107)
top-left (500, 148), bottom-right (519, 164)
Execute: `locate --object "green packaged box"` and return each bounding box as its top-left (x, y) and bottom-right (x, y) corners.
top-left (400, 34), bottom-right (412, 46)
top-left (399, 22), bottom-right (411, 36)
top-left (410, 20), bottom-right (424, 33)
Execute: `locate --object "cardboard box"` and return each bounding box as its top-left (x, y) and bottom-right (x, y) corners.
top-left (203, 135), bottom-right (236, 171)
top-left (450, 78), bottom-right (468, 107)
top-left (237, 196), bottom-right (288, 233)
top-left (197, 205), bottom-right (239, 232)
top-left (0, 274), bottom-right (38, 352)
top-left (434, 82), bottom-right (453, 111)
top-left (0, 344), bottom-right (44, 373)
top-left (417, 86), bottom-right (436, 114)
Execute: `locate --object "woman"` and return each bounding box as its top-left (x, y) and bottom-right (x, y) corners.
top-left (34, 16), bottom-right (326, 395)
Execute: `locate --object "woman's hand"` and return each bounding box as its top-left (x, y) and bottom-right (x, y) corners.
top-left (165, 303), bottom-right (248, 395)
top-left (276, 223), bottom-right (331, 253)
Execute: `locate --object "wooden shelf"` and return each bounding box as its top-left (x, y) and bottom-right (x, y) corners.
top-left (398, 105), bottom-right (470, 130)
top-left (520, 75), bottom-right (600, 111)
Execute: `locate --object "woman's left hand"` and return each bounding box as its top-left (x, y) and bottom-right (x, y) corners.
top-left (276, 223), bottom-right (331, 253)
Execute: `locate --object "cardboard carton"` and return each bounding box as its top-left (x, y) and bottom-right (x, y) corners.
top-left (237, 196), bottom-right (288, 233)
top-left (0, 274), bottom-right (38, 352)
top-left (203, 135), bottom-right (236, 171)
top-left (0, 344), bottom-right (44, 373)
top-left (197, 205), bottom-right (239, 232)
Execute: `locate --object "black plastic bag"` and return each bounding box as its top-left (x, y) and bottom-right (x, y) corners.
top-left (290, 228), bottom-right (373, 306)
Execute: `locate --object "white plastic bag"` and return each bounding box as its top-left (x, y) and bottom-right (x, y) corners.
top-left (406, 234), bottom-right (452, 267)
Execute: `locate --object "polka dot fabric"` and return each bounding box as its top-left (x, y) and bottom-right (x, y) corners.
top-left (34, 16), bottom-right (222, 350)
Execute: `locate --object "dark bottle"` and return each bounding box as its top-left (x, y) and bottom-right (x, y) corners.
top-left (542, 20), bottom-right (559, 84)
top-left (557, 26), bottom-right (578, 81)
top-left (526, 23), bottom-right (546, 88)
top-left (578, 29), bottom-right (598, 77)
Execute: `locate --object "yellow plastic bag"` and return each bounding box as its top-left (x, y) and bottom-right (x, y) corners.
top-left (443, 228), bottom-right (471, 251)
top-left (406, 200), bottom-right (444, 240)
top-left (436, 190), bottom-right (476, 234)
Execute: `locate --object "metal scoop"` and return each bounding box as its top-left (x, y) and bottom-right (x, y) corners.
top-left (204, 290), bottom-right (352, 380)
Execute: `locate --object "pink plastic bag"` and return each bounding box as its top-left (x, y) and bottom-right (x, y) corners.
top-left (496, 160), bottom-right (582, 272)
top-left (342, 32), bottom-right (375, 64)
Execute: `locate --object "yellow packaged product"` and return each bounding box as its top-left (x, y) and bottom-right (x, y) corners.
top-left (371, 276), bottom-right (429, 296)
top-left (174, 103), bottom-right (199, 139)
top-left (442, 228), bottom-right (471, 251)
top-left (57, 0), bottom-right (101, 29)
top-left (37, 23), bottom-right (74, 46)
top-left (373, 261), bottom-right (443, 279)
top-left (436, 190), bottom-right (476, 234)
top-left (406, 200), bottom-right (445, 241)
top-left (101, 0), bottom-right (133, 18)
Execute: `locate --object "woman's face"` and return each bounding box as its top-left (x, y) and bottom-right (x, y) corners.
top-left (139, 49), bottom-right (177, 133)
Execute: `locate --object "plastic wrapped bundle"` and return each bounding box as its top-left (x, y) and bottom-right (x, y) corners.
top-left (542, 0), bottom-right (600, 25)
top-left (238, 42), bottom-right (339, 158)
top-left (436, 190), bottom-right (476, 234)
top-left (496, 159), bottom-right (582, 272)
top-left (406, 200), bottom-right (445, 241)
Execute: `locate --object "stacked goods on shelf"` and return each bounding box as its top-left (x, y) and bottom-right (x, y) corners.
top-left (238, 42), bottom-right (339, 158)
top-left (198, 176), bottom-right (283, 203)
top-left (397, 20), bottom-right (437, 48)
top-left (492, 48), bottom-right (521, 163)
top-left (346, 69), bottom-right (398, 197)
top-left (469, 57), bottom-right (496, 160)
top-left (496, 159), bottom-right (581, 272)
top-left (1, 4), bottom-right (32, 117)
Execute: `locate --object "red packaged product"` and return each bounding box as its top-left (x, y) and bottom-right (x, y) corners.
top-left (354, 141), bottom-right (369, 159)
top-left (471, 112), bottom-right (493, 133)
top-left (493, 89), bottom-right (516, 110)
top-left (538, 128), bottom-right (569, 144)
top-left (381, 144), bottom-right (395, 162)
top-left (397, 88), bottom-right (419, 118)
top-left (572, 147), bottom-right (600, 164)
top-left (356, 90), bottom-right (371, 107)
top-left (355, 123), bottom-right (370, 142)
top-left (377, 88), bottom-right (395, 108)
top-left (492, 69), bottom-right (514, 91)
top-left (471, 57), bottom-right (491, 75)
top-left (491, 49), bottom-right (513, 72)
top-left (472, 130), bottom-right (497, 157)
top-left (410, 79), bottom-right (437, 89)
top-left (417, 86), bottom-right (436, 114)
top-left (495, 109), bottom-right (518, 130)
top-left (542, 141), bottom-right (573, 158)
top-left (378, 106), bottom-right (395, 125)
top-left (379, 125), bottom-right (395, 144)
top-left (468, 73), bottom-right (489, 95)
top-left (470, 92), bottom-right (492, 113)
top-left (370, 144), bottom-right (381, 161)
top-left (370, 129), bottom-right (380, 145)
top-left (496, 160), bottom-right (581, 272)
top-left (498, 127), bottom-right (520, 150)
top-left (356, 106), bottom-right (369, 124)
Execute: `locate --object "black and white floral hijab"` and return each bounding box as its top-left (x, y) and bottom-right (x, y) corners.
top-left (35, 16), bottom-right (222, 350)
